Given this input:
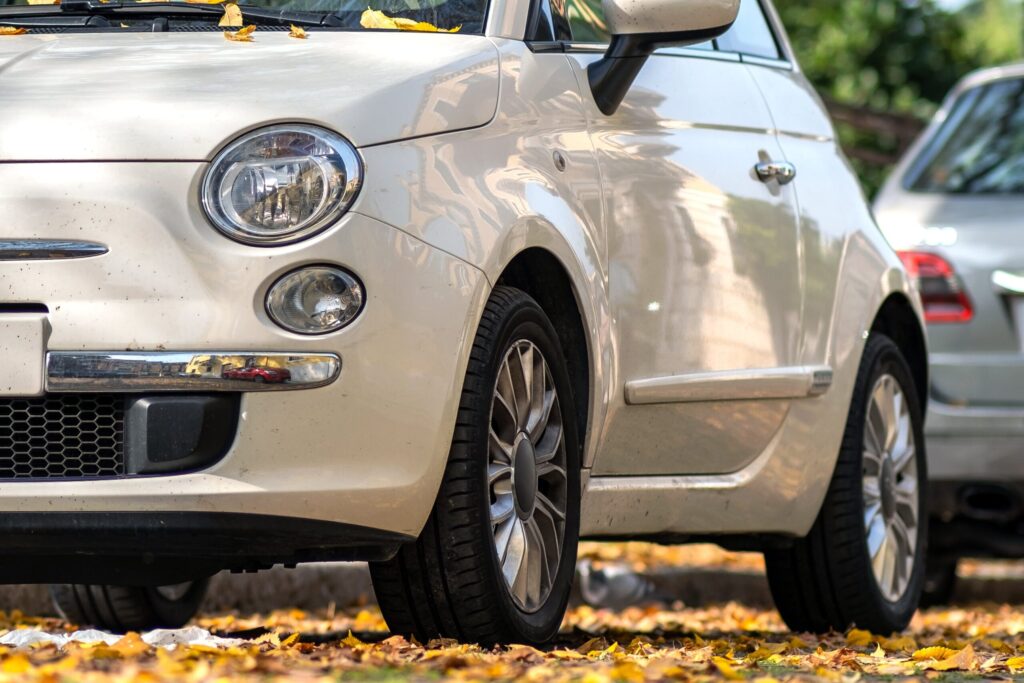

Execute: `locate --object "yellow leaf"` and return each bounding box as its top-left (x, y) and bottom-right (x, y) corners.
top-left (112, 632), bottom-right (149, 657)
top-left (610, 661), bottom-right (645, 683)
top-left (1007, 655), bottom-right (1024, 671)
top-left (0, 26), bottom-right (26, 34)
top-left (26, 0), bottom-right (59, 5)
top-left (712, 656), bottom-right (744, 681)
top-left (913, 646), bottom-right (958, 661)
top-left (846, 628), bottom-right (874, 647)
top-left (280, 632), bottom-right (299, 647)
top-left (340, 631), bottom-right (362, 648)
top-left (921, 644), bottom-right (978, 672)
top-left (224, 24), bottom-right (255, 41)
top-left (871, 643), bottom-right (886, 658)
top-left (0, 654), bottom-right (30, 674)
top-left (881, 635), bottom-right (917, 652)
top-left (287, 24), bottom-right (307, 38)
top-left (218, 2), bottom-right (242, 27)
top-left (359, 7), bottom-right (459, 32)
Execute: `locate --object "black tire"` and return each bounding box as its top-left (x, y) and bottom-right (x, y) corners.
top-left (50, 580), bottom-right (209, 632)
top-left (765, 333), bottom-right (927, 633)
top-left (370, 286), bottom-right (581, 645)
top-left (919, 556), bottom-right (958, 608)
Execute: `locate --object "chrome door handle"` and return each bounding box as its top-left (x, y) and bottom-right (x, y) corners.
top-left (755, 161), bottom-right (797, 185)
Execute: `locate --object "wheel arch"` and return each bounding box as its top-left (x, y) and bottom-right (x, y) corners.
top-left (494, 247), bottom-right (593, 458)
top-left (869, 292), bottom-right (929, 411)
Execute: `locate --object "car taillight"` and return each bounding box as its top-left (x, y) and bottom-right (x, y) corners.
top-left (897, 251), bottom-right (973, 323)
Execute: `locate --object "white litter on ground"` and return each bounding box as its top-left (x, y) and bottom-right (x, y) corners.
top-left (0, 626), bottom-right (244, 650)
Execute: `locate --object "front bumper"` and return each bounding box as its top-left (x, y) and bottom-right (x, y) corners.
top-left (0, 161), bottom-right (488, 543)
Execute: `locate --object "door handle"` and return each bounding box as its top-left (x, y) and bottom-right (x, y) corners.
top-left (755, 161), bottom-right (797, 185)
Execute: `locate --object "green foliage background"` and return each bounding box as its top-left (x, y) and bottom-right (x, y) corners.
top-left (773, 0), bottom-right (1023, 195)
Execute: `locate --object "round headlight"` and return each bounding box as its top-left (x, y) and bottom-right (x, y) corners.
top-left (202, 125), bottom-right (362, 245)
top-left (266, 266), bottom-right (364, 334)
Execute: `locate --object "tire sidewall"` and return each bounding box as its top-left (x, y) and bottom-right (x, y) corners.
top-left (478, 299), bottom-right (581, 643)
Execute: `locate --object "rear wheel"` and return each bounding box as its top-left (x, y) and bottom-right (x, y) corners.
top-left (50, 580), bottom-right (208, 632)
top-left (765, 334), bottom-right (927, 633)
top-left (370, 286), bottom-right (581, 645)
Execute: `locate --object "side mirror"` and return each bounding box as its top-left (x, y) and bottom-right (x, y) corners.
top-left (588, 0), bottom-right (740, 115)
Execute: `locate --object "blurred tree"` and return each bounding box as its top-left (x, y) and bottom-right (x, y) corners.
top-left (773, 0), bottom-right (1022, 195)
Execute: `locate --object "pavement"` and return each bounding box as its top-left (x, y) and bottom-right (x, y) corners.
top-left (3, 546), bottom-right (1023, 616)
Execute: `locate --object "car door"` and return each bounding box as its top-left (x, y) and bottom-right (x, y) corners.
top-left (550, 0), bottom-right (808, 475)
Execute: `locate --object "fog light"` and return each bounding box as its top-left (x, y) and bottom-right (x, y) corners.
top-left (266, 266), bottom-right (364, 334)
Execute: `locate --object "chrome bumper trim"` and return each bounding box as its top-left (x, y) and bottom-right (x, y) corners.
top-left (0, 240), bottom-right (108, 260)
top-left (46, 352), bottom-right (340, 393)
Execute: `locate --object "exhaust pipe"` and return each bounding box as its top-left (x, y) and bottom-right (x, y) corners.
top-left (958, 484), bottom-right (1022, 524)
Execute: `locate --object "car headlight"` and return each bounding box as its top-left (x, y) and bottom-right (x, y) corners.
top-left (201, 125), bottom-right (362, 245)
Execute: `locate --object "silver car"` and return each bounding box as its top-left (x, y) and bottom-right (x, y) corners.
top-left (874, 63), bottom-right (1024, 602)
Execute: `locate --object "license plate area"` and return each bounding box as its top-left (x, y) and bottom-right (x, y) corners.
top-left (0, 313), bottom-right (47, 396)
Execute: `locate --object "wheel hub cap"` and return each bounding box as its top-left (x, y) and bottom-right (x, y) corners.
top-left (862, 373), bottom-right (919, 602)
top-left (488, 339), bottom-right (568, 613)
top-left (512, 434), bottom-right (538, 520)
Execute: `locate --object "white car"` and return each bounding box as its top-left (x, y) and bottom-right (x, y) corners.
top-left (0, 0), bottom-right (927, 641)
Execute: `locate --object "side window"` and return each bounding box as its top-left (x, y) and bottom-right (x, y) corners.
top-left (716, 0), bottom-right (781, 60)
top-left (564, 0), bottom-right (609, 43)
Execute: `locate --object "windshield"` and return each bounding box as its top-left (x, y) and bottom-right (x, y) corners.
top-left (0, 0), bottom-right (483, 32)
top-left (905, 77), bottom-right (1024, 194)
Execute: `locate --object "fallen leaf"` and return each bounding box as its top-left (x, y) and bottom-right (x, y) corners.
top-left (112, 632), bottom-right (149, 657)
top-left (920, 644), bottom-right (978, 672)
top-left (712, 656), bottom-right (744, 680)
top-left (359, 8), bottom-right (460, 32)
top-left (288, 24), bottom-right (307, 38)
top-left (913, 646), bottom-right (958, 661)
top-left (846, 629), bottom-right (874, 647)
top-left (1007, 655), bottom-right (1024, 671)
top-left (218, 2), bottom-right (242, 27)
top-left (0, 26), bottom-right (26, 34)
top-left (224, 24), bottom-right (255, 41)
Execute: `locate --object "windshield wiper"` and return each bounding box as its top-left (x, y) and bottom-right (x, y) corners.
top-left (0, 0), bottom-right (340, 27)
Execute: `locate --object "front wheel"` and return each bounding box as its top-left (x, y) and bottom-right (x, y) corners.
top-left (50, 580), bottom-right (209, 632)
top-left (765, 333), bottom-right (927, 633)
top-left (370, 286), bottom-right (581, 645)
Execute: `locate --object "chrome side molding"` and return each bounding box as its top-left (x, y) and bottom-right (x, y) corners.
top-left (624, 365), bottom-right (834, 405)
top-left (0, 240), bottom-right (108, 260)
top-left (46, 352), bottom-right (341, 393)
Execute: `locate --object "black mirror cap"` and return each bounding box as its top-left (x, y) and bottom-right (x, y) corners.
top-left (587, 21), bottom-right (736, 116)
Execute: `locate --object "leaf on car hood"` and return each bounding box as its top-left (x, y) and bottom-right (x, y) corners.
top-left (288, 24), bottom-right (307, 38)
top-left (218, 2), bottom-right (242, 27)
top-left (0, 26), bottom-right (27, 33)
top-left (223, 23), bottom-right (255, 40)
top-left (359, 8), bottom-right (460, 32)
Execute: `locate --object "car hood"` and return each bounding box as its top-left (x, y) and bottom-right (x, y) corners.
top-left (0, 31), bottom-right (499, 160)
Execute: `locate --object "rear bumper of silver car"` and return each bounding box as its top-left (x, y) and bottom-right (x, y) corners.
top-left (926, 400), bottom-right (1024, 481)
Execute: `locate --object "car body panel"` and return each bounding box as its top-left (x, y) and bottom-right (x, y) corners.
top-left (559, 50), bottom-right (803, 477)
top-left (0, 32), bottom-right (499, 160)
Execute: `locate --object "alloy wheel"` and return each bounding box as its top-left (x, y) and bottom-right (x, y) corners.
top-left (488, 339), bottom-right (568, 612)
top-left (862, 373), bottom-right (919, 602)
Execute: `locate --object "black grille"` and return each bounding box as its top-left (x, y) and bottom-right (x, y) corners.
top-left (0, 395), bottom-right (125, 479)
